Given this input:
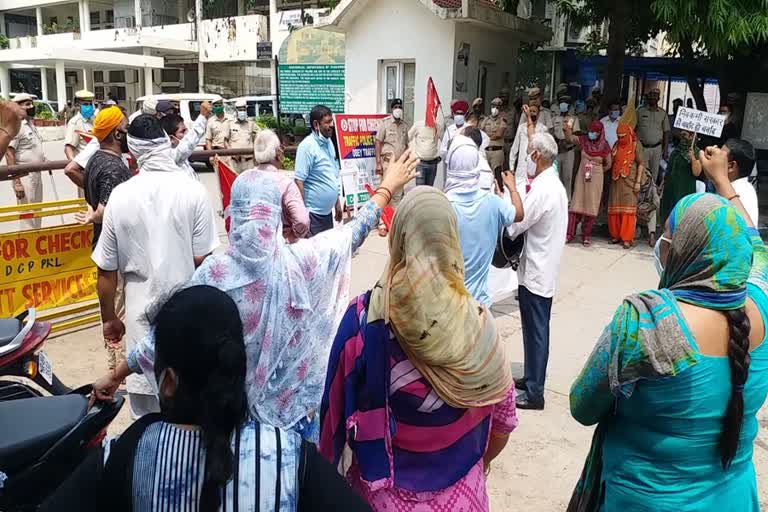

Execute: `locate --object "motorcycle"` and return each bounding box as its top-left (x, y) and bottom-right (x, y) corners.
top-left (0, 309), bottom-right (69, 400)
top-left (0, 310), bottom-right (125, 510)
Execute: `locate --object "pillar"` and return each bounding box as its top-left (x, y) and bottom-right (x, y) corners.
top-left (55, 61), bottom-right (67, 110)
top-left (82, 68), bottom-right (89, 91)
top-left (144, 68), bottom-right (153, 96)
top-left (134, 0), bottom-right (142, 27)
top-left (269, 0), bottom-right (277, 115)
top-left (40, 67), bottom-right (49, 100)
top-left (0, 13), bottom-right (6, 37)
top-left (78, 1), bottom-right (86, 34)
top-left (197, 61), bottom-right (204, 93)
top-left (35, 8), bottom-right (43, 36)
top-left (82, 0), bottom-right (91, 32)
top-left (0, 65), bottom-right (10, 99)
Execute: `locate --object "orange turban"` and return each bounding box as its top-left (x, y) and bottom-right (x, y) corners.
top-left (92, 106), bottom-right (125, 142)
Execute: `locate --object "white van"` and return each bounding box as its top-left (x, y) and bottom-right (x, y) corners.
top-left (134, 93), bottom-right (224, 125)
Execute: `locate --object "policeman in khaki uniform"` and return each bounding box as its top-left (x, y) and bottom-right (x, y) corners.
top-left (375, 98), bottom-right (410, 208)
top-left (480, 97), bottom-right (507, 173)
top-left (64, 89), bottom-right (95, 198)
top-left (7, 94), bottom-right (44, 230)
top-left (205, 100), bottom-right (230, 167)
top-left (636, 88), bottom-right (670, 184)
top-left (228, 98), bottom-right (259, 173)
top-left (471, 97), bottom-right (486, 125)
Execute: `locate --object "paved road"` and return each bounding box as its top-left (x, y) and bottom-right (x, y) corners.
top-left (7, 140), bottom-right (768, 510)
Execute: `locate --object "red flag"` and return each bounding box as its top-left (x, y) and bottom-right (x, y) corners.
top-left (364, 183), bottom-right (394, 231)
top-left (216, 158), bottom-right (239, 233)
top-left (425, 77), bottom-right (441, 129)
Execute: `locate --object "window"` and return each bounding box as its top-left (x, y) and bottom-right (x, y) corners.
top-left (109, 70), bottom-right (125, 83)
top-left (161, 85), bottom-right (181, 93)
top-left (95, 86), bottom-right (105, 100)
top-left (380, 60), bottom-right (416, 125)
top-left (94, 71), bottom-right (103, 83)
top-left (189, 101), bottom-right (204, 119)
top-left (106, 10), bottom-right (114, 23)
top-left (116, 87), bottom-right (126, 100)
top-left (161, 68), bottom-right (181, 83)
top-left (90, 11), bottom-right (100, 26)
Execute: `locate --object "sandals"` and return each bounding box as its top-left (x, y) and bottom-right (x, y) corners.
top-left (623, 242), bottom-right (632, 250)
top-left (582, 239), bottom-right (592, 247)
top-left (610, 239), bottom-right (620, 244)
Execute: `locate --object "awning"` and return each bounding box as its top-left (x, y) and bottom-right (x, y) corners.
top-left (0, 47), bottom-right (165, 69)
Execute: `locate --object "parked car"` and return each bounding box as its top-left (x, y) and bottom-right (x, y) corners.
top-left (134, 93), bottom-right (224, 126)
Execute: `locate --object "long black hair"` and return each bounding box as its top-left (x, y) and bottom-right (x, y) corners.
top-left (152, 285), bottom-right (247, 511)
top-left (720, 308), bottom-right (751, 469)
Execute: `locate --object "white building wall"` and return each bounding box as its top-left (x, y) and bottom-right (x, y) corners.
top-left (453, 23), bottom-right (519, 106)
top-left (341, 0), bottom-right (455, 118)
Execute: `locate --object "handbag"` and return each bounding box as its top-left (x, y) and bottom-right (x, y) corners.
top-left (492, 226), bottom-right (524, 270)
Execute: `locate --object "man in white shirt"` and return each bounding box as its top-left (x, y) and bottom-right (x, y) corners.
top-left (506, 131), bottom-right (568, 410)
top-left (723, 138), bottom-right (759, 226)
top-left (439, 100), bottom-right (469, 160)
top-left (92, 114), bottom-right (219, 419)
top-left (408, 118), bottom-right (443, 186)
top-left (600, 99), bottom-right (622, 149)
top-left (508, 104), bottom-right (549, 192)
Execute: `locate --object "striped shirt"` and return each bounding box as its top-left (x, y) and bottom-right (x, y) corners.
top-left (127, 419), bottom-right (301, 511)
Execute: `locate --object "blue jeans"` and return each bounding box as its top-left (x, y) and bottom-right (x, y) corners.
top-left (519, 285), bottom-right (553, 402)
top-left (416, 160), bottom-right (438, 187)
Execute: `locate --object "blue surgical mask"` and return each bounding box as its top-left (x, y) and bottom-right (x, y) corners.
top-left (454, 114), bottom-right (465, 127)
top-left (80, 104), bottom-right (94, 119)
top-left (610, 110), bottom-right (620, 121)
top-left (237, 110), bottom-right (248, 122)
top-left (588, 132), bottom-right (598, 141)
top-left (559, 102), bottom-right (569, 114)
top-left (653, 235), bottom-right (671, 277)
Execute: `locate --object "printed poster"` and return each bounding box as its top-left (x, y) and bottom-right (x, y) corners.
top-left (333, 114), bottom-right (388, 209)
top-left (0, 224), bottom-right (97, 316)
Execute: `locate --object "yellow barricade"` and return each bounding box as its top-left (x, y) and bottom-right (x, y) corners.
top-left (0, 199), bottom-right (98, 334)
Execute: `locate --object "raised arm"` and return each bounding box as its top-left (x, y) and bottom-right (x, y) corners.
top-left (174, 112), bottom-right (209, 164)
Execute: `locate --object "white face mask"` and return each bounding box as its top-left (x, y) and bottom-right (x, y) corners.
top-left (653, 235), bottom-right (671, 277)
top-left (491, 107), bottom-right (499, 117)
top-left (454, 114), bottom-right (465, 127)
top-left (392, 108), bottom-right (403, 120)
top-left (237, 110), bottom-right (248, 121)
top-left (527, 152), bottom-right (538, 177)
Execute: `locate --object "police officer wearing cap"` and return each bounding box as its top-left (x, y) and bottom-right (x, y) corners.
top-left (206, 100), bottom-right (231, 166)
top-left (480, 97), bottom-right (507, 173)
top-left (229, 99), bottom-right (259, 173)
top-left (375, 98), bottom-right (410, 207)
top-left (65, 89), bottom-right (95, 165)
top-left (7, 93), bottom-right (44, 229)
top-left (636, 88), bottom-right (670, 184)
top-left (519, 87), bottom-right (553, 131)
top-left (471, 97), bottom-right (486, 125)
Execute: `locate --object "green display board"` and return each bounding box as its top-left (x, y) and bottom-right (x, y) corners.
top-left (278, 27), bottom-right (345, 114)
top-left (278, 64), bottom-right (345, 114)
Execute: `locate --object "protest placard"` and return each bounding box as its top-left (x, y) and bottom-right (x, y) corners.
top-left (673, 107), bottom-right (727, 138)
top-left (334, 114), bottom-right (388, 212)
top-left (0, 224), bottom-right (97, 316)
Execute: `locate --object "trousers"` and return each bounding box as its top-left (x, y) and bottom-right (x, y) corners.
top-left (643, 144), bottom-right (663, 184)
top-left (567, 213), bottom-right (596, 242)
top-left (309, 212), bottom-right (334, 237)
top-left (519, 285), bottom-right (553, 403)
top-left (557, 149), bottom-right (576, 202)
top-left (17, 171), bottom-right (43, 230)
top-left (416, 160), bottom-right (438, 187)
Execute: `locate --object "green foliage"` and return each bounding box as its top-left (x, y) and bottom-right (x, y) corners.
top-left (35, 108), bottom-right (55, 120)
top-left (651, 0), bottom-right (768, 56)
top-left (43, 19), bottom-right (80, 34)
top-left (282, 155), bottom-right (295, 171)
top-left (0, 35), bottom-right (9, 50)
top-left (514, 44), bottom-right (552, 97)
top-left (255, 114), bottom-right (278, 130)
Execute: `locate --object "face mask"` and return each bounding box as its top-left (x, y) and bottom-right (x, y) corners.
top-left (80, 104), bottom-right (94, 119)
top-left (25, 106), bottom-right (36, 118)
top-left (559, 103), bottom-right (569, 114)
top-left (454, 114), bottom-right (465, 127)
top-left (588, 132), bottom-right (599, 141)
top-left (213, 105), bottom-right (224, 115)
top-left (610, 110), bottom-right (620, 121)
top-left (527, 152), bottom-right (538, 177)
top-left (392, 108), bottom-right (403, 120)
top-left (237, 110), bottom-right (248, 121)
top-left (491, 107), bottom-right (499, 117)
top-left (653, 235), bottom-right (671, 277)
top-left (530, 115), bottom-right (538, 123)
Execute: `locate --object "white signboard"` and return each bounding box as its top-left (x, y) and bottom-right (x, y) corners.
top-left (673, 107), bottom-right (727, 138)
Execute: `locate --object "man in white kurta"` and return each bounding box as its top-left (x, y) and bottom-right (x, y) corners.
top-left (92, 116), bottom-right (219, 418)
top-left (508, 104), bottom-right (550, 193)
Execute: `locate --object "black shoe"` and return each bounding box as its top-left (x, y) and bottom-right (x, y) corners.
top-left (515, 395), bottom-right (545, 410)
top-left (513, 377), bottom-right (527, 390)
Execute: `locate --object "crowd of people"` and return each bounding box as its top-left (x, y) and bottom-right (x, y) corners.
top-left (0, 79), bottom-right (765, 511)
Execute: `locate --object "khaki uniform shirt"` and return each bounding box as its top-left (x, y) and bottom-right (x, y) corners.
top-left (480, 115), bottom-right (507, 145)
top-left (228, 119), bottom-right (257, 149)
top-left (9, 120), bottom-right (45, 163)
top-left (552, 114), bottom-right (581, 142)
top-left (64, 114), bottom-right (94, 155)
top-left (500, 106), bottom-right (518, 142)
top-left (206, 116), bottom-right (231, 147)
top-left (376, 115), bottom-right (409, 160)
top-left (636, 106), bottom-right (670, 145)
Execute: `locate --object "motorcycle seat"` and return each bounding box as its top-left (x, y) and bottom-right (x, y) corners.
top-left (0, 317), bottom-right (22, 347)
top-left (0, 394), bottom-right (88, 474)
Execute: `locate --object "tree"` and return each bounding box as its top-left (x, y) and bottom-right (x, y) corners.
top-left (556, 0), bottom-right (660, 111)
